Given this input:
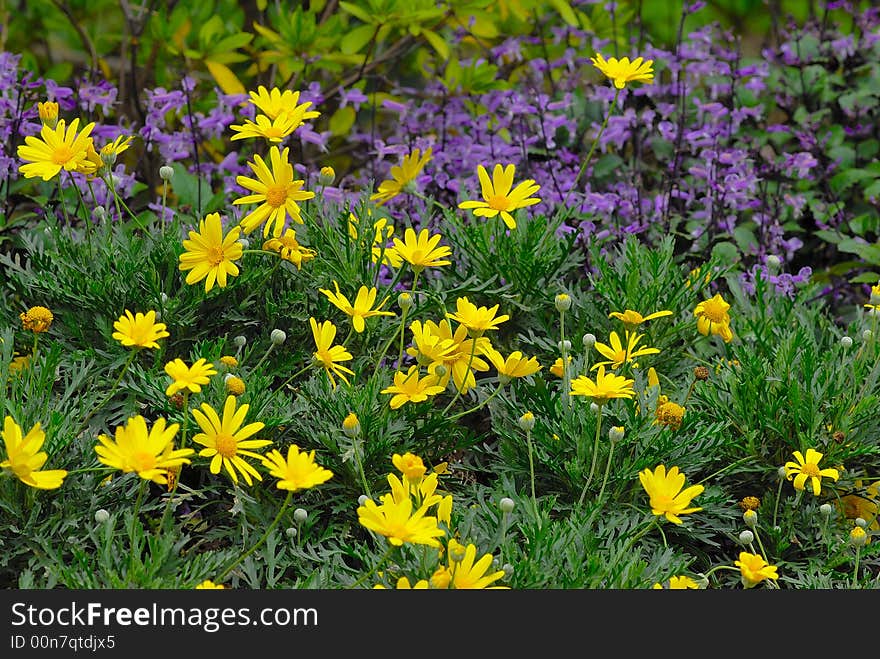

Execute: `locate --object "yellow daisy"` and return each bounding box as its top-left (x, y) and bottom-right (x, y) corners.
top-left (247, 86), bottom-right (320, 122)
top-left (381, 365), bottom-right (445, 409)
top-left (590, 52), bottom-right (655, 89)
top-left (1, 416), bottom-right (68, 490)
top-left (783, 448), bottom-right (841, 496)
top-left (458, 163), bottom-right (541, 230)
top-left (392, 227), bottom-right (452, 274)
top-left (261, 444), bottom-right (334, 492)
top-left (262, 228), bottom-right (316, 269)
top-left (94, 415), bottom-right (193, 485)
top-left (310, 317), bottom-right (355, 388)
top-left (370, 147), bottom-right (432, 205)
top-left (17, 117), bottom-right (96, 180)
top-left (164, 358), bottom-right (218, 397)
top-left (319, 281), bottom-right (396, 333)
top-left (111, 309), bottom-right (169, 350)
top-left (178, 212), bottom-right (243, 293)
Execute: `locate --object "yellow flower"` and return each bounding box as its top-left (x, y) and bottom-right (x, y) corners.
top-left (309, 318), bottom-right (355, 388)
top-left (1, 416), bottom-right (67, 490)
top-left (734, 552), bottom-right (779, 588)
top-left (446, 296), bottom-right (509, 337)
top-left (608, 308), bottom-right (673, 332)
top-left (839, 480), bottom-right (879, 530)
top-left (654, 400), bottom-right (686, 431)
top-left (590, 52), bottom-right (655, 89)
top-left (415, 319), bottom-right (490, 393)
top-left (392, 227), bottom-right (452, 273)
top-left (550, 355), bottom-right (572, 378)
top-left (357, 493), bottom-right (445, 547)
top-left (864, 283), bottom-right (880, 311)
top-left (484, 348), bottom-right (541, 383)
top-left (261, 445), bottom-right (334, 492)
top-left (443, 540), bottom-right (508, 589)
top-left (381, 365), bottom-right (445, 409)
top-left (230, 107), bottom-right (313, 143)
top-left (686, 265), bottom-right (714, 289)
top-left (694, 293), bottom-right (734, 343)
top-left (262, 228), bottom-right (316, 269)
top-left (112, 309), bottom-right (169, 350)
top-left (783, 448), bottom-right (840, 496)
top-left (638, 464), bottom-right (704, 524)
top-left (20, 305), bottom-right (53, 333)
top-left (94, 415), bottom-right (193, 485)
top-left (247, 86), bottom-right (320, 122)
top-left (37, 101), bottom-right (59, 127)
top-left (569, 364), bottom-right (635, 405)
top-left (178, 212), bottom-right (243, 293)
top-left (219, 355), bottom-right (239, 368)
top-left (407, 319), bottom-right (458, 366)
top-left (652, 575), bottom-right (700, 589)
top-left (233, 145), bottom-right (315, 238)
top-left (319, 281), bottom-right (395, 333)
top-left (17, 117), bottom-right (96, 180)
top-left (458, 163), bottom-right (541, 230)
top-left (592, 330), bottom-right (660, 371)
top-left (348, 213), bottom-right (403, 267)
top-left (319, 166), bottom-right (335, 184)
top-left (225, 375), bottom-right (246, 395)
top-left (164, 358), bottom-right (218, 397)
top-left (370, 147), bottom-right (432, 205)
top-left (392, 452), bottom-right (427, 482)
top-left (374, 576), bottom-right (430, 589)
top-left (194, 580), bottom-right (225, 589)
top-left (191, 395), bottom-right (272, 486)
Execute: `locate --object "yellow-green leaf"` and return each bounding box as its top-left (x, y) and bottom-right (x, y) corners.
top-left (341, 24), bottom-right (376, 55)
top-left (548, 0), bottom-right (579, 27)
top-left (339, 1), bottom-right (375, 24)
top-left (205, 60), bottom-right (246, 95)
top-left (329, 106), bottom-right (357, 136)
top-left (422, 29), bottom-right (449, 61)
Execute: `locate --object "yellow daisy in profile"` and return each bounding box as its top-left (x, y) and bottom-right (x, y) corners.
top-left (638, 464), bottom-right (704, 525)
top-left (1, 416), bottom-right (68, 490)
top-left (370, 147), bottom-right (432, 205)
top-left (112, 309), bottom-right (169, 350)
top-left (20, 305), bottom-right (53, 333)
top-left (357, 493), bottom-right (445, 548)
top-left (592, 330), bottom-right (660, 371)
top-left (443, 539), bottom-right (508, 589)
top-left (37, 101), bottom-right (59, 127)
top-left (17, 117), bottom-right (96, 180)
top-left (446, 296), bottom-right (509, 337)
top-left (381, 365), bottom-right (445, 409)
top-left (570, 364), bottom-right (635, 405)
top-left (458, 163), bottom-right (541, 230)
top-left (694, 293), bottom-right (734, 343)
top-left (392, 227), bottom-right (452, 274)
top-left (164, 358), bottom-right (218, 397)
top-left (653, 575), bottom-right (701, 589)
top-left (94, 415), bottom-right (193, 485)
top-left (247, 86), bottom-right (320, 122)
top-left (392, 452), bottom-right (428, 482)
top-left (348, 213), bottom-right (403, 267)
top-left (261, 444), bottom-right (334, 492)
top-left (178, 212), bottom-right (243, 293)
top-left (191, 395), bottom-right (272, 486)
top-left (262, 228), bottom-right (316, 269)
top-left (550, 355), bottom-right (572, 378)
top-left (319, 281), bottom-right (396, 333)
top-left (309, 317), bottom-right (355, 388)
top-left (590, 53), bottom-right (655, 89)
top-left (77, 135), bottom-right (135, 178)
top-left (608, 308), bottom-right (673, 332)
top-left (230, 108), bottom-right (311, 143)
top-left (734, 552), bottom-right (779, 588)
top-left (484, 348), bottom-right (541, 383)
top-left (783, 448), bottom-right (840, 496)
top-left (233, 145), bottom-right (315, 238)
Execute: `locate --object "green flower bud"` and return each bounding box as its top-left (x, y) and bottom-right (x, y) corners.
top-left (850, 526), bottom-right (867, 547)
top-left (582, 333), bottom-right (596, 349)
top-left (499, 497), bottom-right (515, 513)
top-left (743, 509), bottom-right (758, 528)
top-left (293, 508), bottom-right (308, 524)
top-left (343, 412), bottom-right (361, 438)
top-left (738, 530), bottom-right (754, 545)
top-left (159, 164), bottom-right (174, 181)
top-left (270, 328), bottom-right (287, 345)
top-left (841, 336), bottom-right (853, 349)
top-left (94, 509), bottom-right (110, 524)
top-left (518, 411), bottom-right (536, 432)
top-left (554, 293), bottom-right (572, 312)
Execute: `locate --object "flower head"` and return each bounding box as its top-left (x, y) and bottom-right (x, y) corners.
top-left (261, 445), bottom-right (334, 492)
top-left (735, 552), bottom-right (779, 588)
top-left (348, 213), bottom-right (402, 267)
top-left (112, 309), bottom-right (169, 350)
top-left (652, 575), bottom-right (700, 589)
top-left (179, 212), bottom-right (243, 293)
top-left (370, 148), bottom-right (432, 205)
top-left (654, 400), bottom-right (686, 431)
top-left (164, 358), bottom-right (218, 397)
top-left (442, 539), bottom-right (508, 589)
top-left (694, 293), bottom-right (734, 343)
top-left (446, 296), bottom-right (509, 337)
top-left (392, 227), bottom-right (452, 273)
top-left (195, 580), bottom-right (225, 589)
top-left (319, 281), bottom-right (395, 333)
top-left (590, 52), bottom-right (654, 89)
top-left (17, 117), bottom-right (96, 180)
top-left (357, 494), bottom-right (445, 547)
top-left (592, 330), bottom-right (660, 371)
top-left (309, 318), bottom-right (355, 388)
top-left (638, 464), bottom-right (704, 524)
top-left (233, 146), bottom-right (314, 238)
top-left (191, 395), bottom-right (271, 486)
top-left (247, 86), bottom-right (320, 122)
top-left (484, 348), bottom-right (541, 383)
top-left (392, 452), bottom-right (427, 482)
top-left (458, 163), bottom-right (541, 230)
top-left (1, 416), bottom-right (68, 490)
top-left (94, 415), bottom-right (193, 485)
top-left (262, 228), bottom-right (316, 269)
top-left (569, 364), bottom-right (635, 405)
top-left (608, 308), bottom-right (673, 332)
top-left (20, 305), bottom-right (53, 333)
top-left (37, 101), bottom-right (59, 127)
top-left (783, 448), bottom-right (840, 496)
top-left (381, 365), bottom-right (445, 409)
top-left (230, 104), bottom-right (316, 143)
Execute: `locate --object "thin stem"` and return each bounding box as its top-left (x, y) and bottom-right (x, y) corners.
top-left (525, 427), bottom-right (540, 530)
top-left (56, 175), bottom-right (71, 225)
top-left (276, 363), bottom-right (315, 393)
top-left (372, 270), bottom-right (418, 378)
top-left (577, 403), bottom-right (604, 506)
top-left (250, 343), bottom-right (276, 377)
top-left (67, 171), bottom-right (93, 255)
top-left (852, 545), bottom-right (861, 588)
top-left (395, 271), bottom-right (420, 367)
top-left (73, 349), bottom-right (137, 438)
top-left (772, 474), bottom-right (785, 528)
top-left (596, 438), bottom-right (616, 504)
top-left (348, 544), bottom-right (395, 590)
top-left (161, 178), bottom-right (168, 240)
top-left (218, 490), bottom-right (293, 583)
top-left (560, 309), bottom-right (571, 409)
top-left (448, 381), bottom-right (504, 421)
top-left (352, 434), bottom-right (372, 499)
top-left (127, 478), bottom-right (147, 584)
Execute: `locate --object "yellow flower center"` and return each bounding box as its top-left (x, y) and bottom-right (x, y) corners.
top-left (52, 145), bottom-right (75, 165)
top-left (215, 433), bottom-right (238, 458)
top-left (263, 126), bottom-right (284, 139)
top-left (131, 451), bottom-right (156, 473)
top-left (653, 494), bottom-right (674, 510)
top-left (701, 300), bottom-right (727, 323)
top-left (265, 183), bottom-right (289, 208)
top-left (801, 463), bottom-right (821, 477)
top-left (487, 194), bottom-right (511, 211)
top-left (279, 234), bottom-right (298, 250)
top-left (206, 245), bottom-right (226, 266)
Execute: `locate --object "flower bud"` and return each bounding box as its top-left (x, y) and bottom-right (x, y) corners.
top-left (159, 164), bottom-right (174, 181)
top-left (270, 329), bottom-right (287, 345)
top-left (819, 503), bottom-right (833, 517)
top-left (518, 411), bottom-right (536, 432)
top-left (238, 237), bottom-right (250, 250)
top-left (855, 517), bottom-right (867, 529)
top-left (841, 336), bottom-right (853, 349)
top-left (160, 292), bottom-right (169, 304)
top-left (319, 166), bottom-right (336, 185)
top-left (502, 563), bottom-right (514, 578)
top-left (777, 466), bottom-right (787, 479)
top-left (765, 254), bottom-right (781, 271)
top-left (558, 339), bottom-right (572, 352)
top-left (738, 530), bottom-right (754, 545)
top-left (285, 527), bottom-right (297, 538)
top-left (93, 205), bottom-right (107, 221)
top-left (293, 508), bottom-right (308, 524)
top-left (38, 101), bottom-right (59, 128)
top-left (432, 364), bottom-right (448, 378)
top-left (554, 293), bottom-right (572, 312)
top-left (225, 375), bottom-right (245, 395)
top-left (397, 292), bottom-right (413, 312)
top-left (499, 497), bottom-right (515, 513)
top-left (94, 509), bottom-right (110, 524)
top-left (863, 329), bottom-right (873, 342)
top-left (608, 425), bottom-right (625, 442)
top-left (850, 525), bottom-right (867, 547)
top-left (582, 333), bottom-right (596, 349)
top-left (743, 509), bottom-right (757, 528)
top-left (449, 542), bottom-right (467, 563)
top-left (343, 412), bottom-right (361, 438)
top-left (234, 335), bottom-right (247, 348)
top-left (358, 494), bottom-right (370, 506)
top-left (590, 402), bottom-right (599, 413)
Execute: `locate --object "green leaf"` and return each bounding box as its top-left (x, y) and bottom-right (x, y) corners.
top-left (329, 106), bottom-right (357, 136)
top-left (422, 29), bottom-right (450, 61)
top-left (340, 24), bottom-right (376, 55)
top-left (339, 1), bottom-right (375, 24)
top-left (849, 272), bottom-right (880, 284)
top-left (838, 238), bottom-right (880, 265)
top-left (549, 0), bottom-right (579, 26)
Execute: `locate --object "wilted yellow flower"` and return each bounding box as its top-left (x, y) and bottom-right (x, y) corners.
top-left (654, 400), bottom-right (686, 431)
top-left (262, 228), bottom-right (316, 269)
top-left (20, 306), bottom-right (53, 333)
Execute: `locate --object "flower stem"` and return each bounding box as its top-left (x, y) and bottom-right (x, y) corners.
top-left (560, 309), bottom-right (571, 409)
top-left (218, 490), bottom-right (293, 583)
top-left (577, 404), bottom-right (604, 506)
top-left (596, 438), bottom-right (616, 504)
top-left (448, 382), bottom-right (504, 421)
top-left (852, 545), bottom-right (861, 588)
top-left (525, 426), bottom-right (541, 530)
top-left (348, 544), bottom-right (395, 589)
top-left (73, 349), bottom-right (137, 438)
